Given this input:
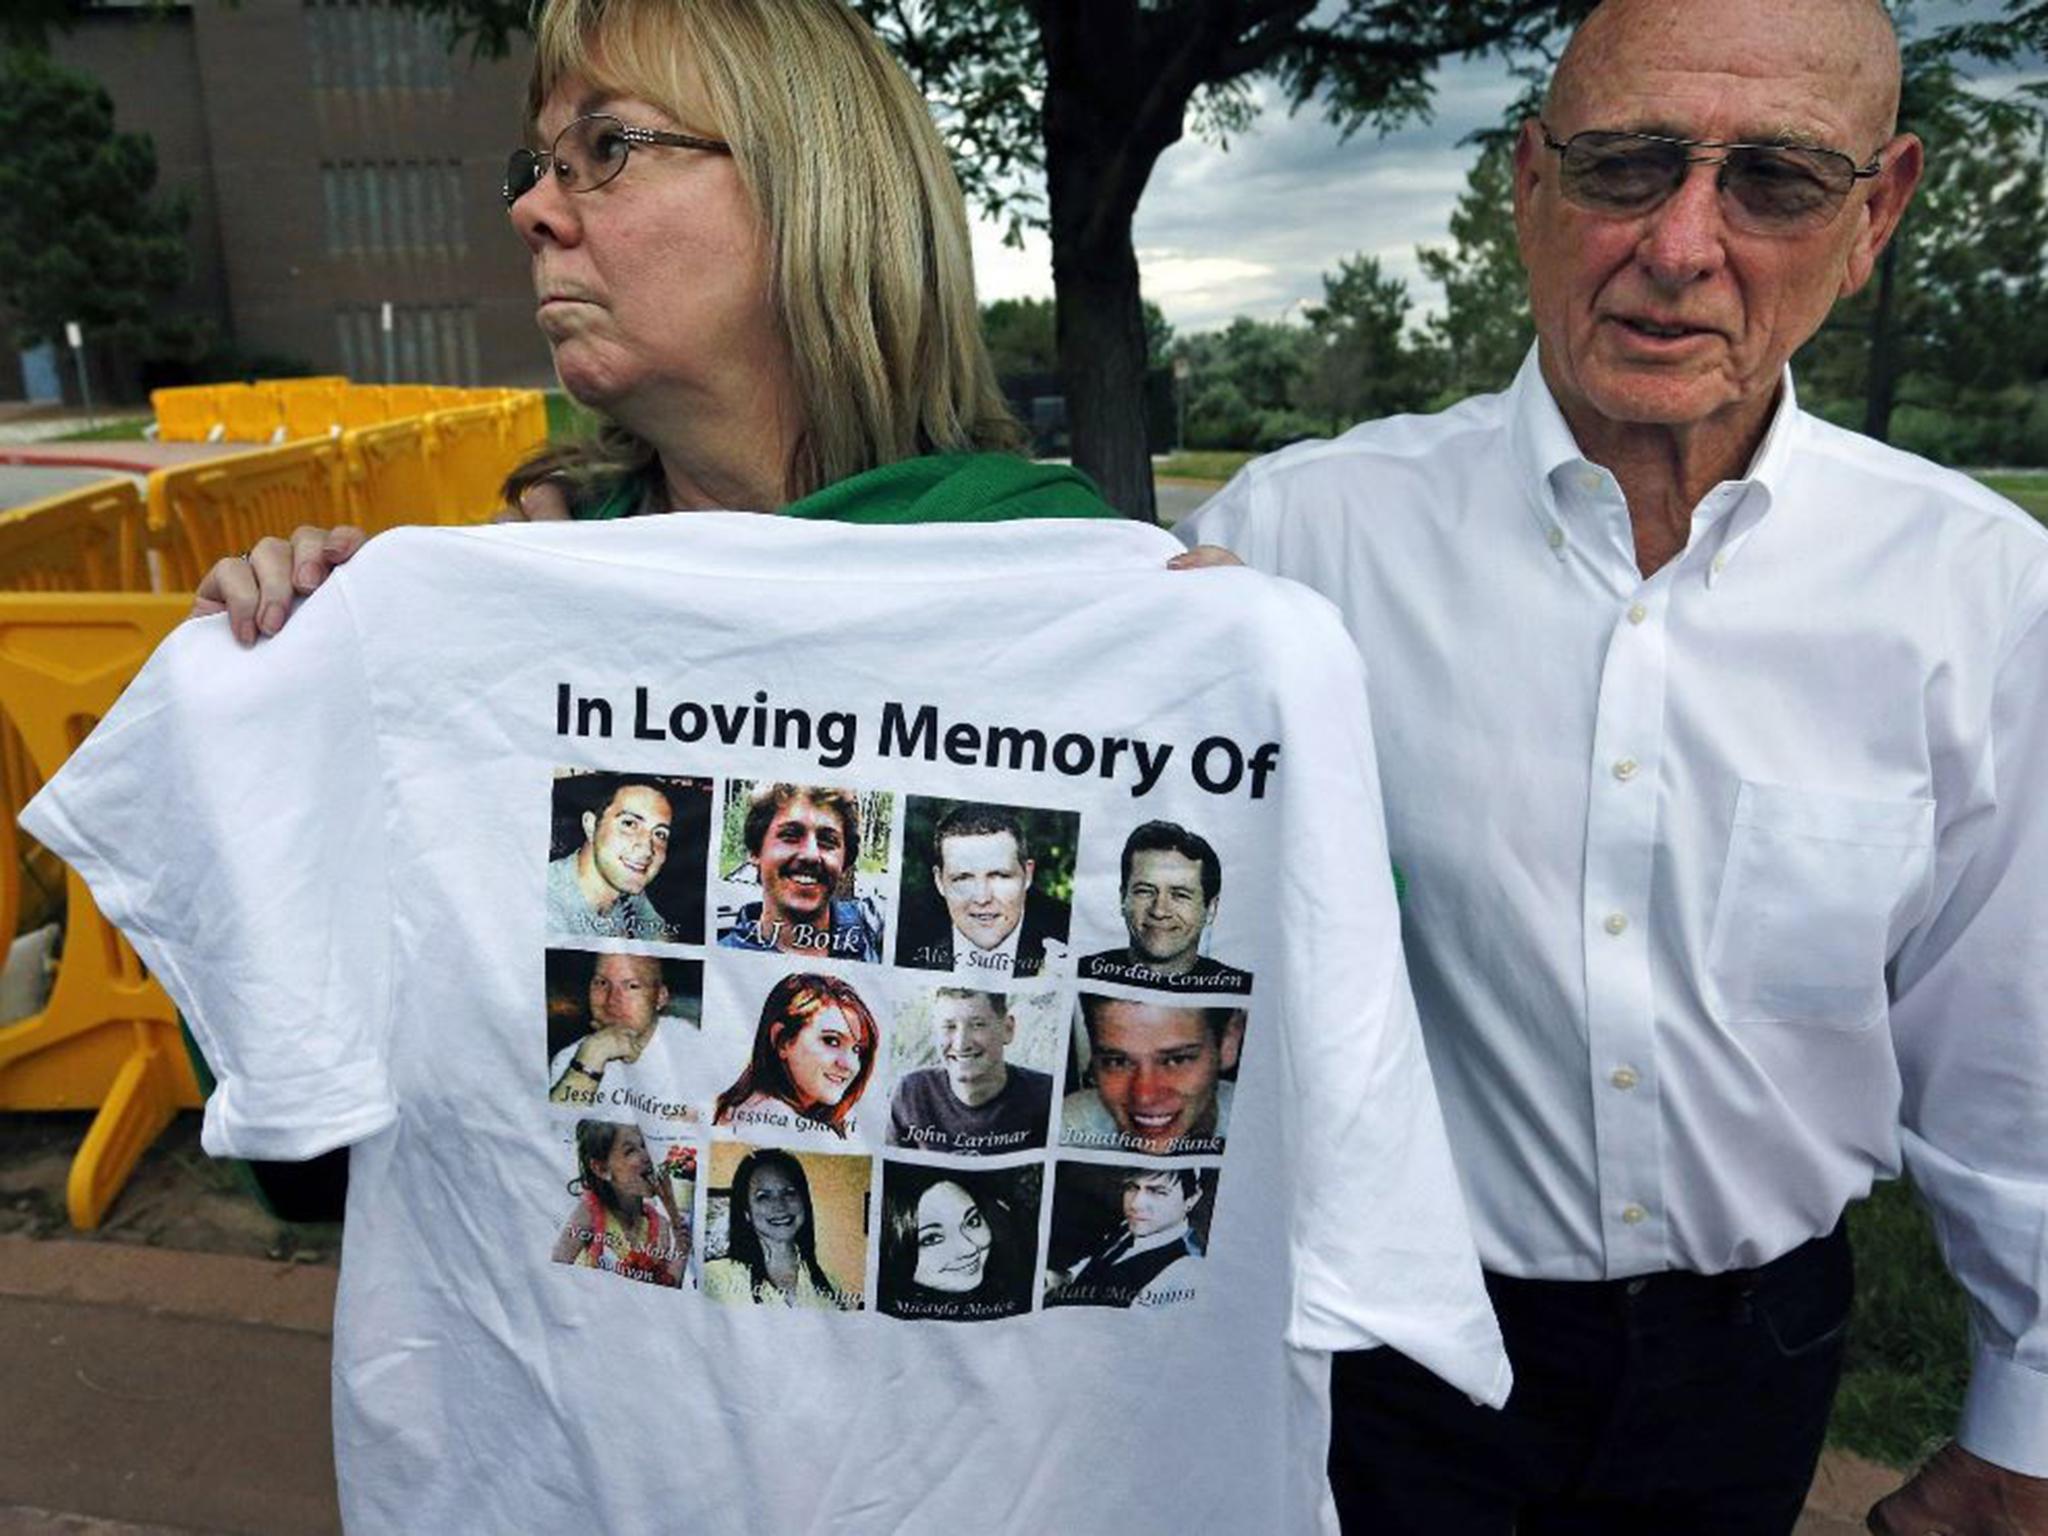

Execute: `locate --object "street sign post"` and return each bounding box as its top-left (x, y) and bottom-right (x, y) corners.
top-left (64, 320), bottom-right (95, 428)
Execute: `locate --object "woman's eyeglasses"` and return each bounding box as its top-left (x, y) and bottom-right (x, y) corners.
top-left (1539, 122), bottom-right (1883, 234)
top-left (504, 112), bottom-right (732, 207)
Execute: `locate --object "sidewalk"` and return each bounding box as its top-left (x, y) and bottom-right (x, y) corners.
top-left (0, 1238), bottom-right (340, 1536)
top-left (0, 1233), bottom-right (1902, 1536)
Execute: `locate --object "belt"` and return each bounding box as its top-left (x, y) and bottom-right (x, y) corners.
top-left (1483, 1221), bottom-right (1849, 1326)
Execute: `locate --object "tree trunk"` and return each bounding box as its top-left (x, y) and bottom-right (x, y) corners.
top-left (1038, 0), bottom-right (1187, 523)
top-left (1863, 236), bottom-right (1901, 443)
top-left (1049, 196), bottom-right (1156, 521)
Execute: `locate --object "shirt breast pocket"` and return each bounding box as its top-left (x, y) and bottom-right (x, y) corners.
top-left (1705, 782), bottom-right (1935, 1031)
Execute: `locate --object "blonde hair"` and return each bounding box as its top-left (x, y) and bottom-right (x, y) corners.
top-left (521, 0), bottom-right (1022, 507)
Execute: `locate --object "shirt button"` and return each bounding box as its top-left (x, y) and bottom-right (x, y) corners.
top-left (1712, 554), bottom-right (1728, 574)
top-left (1610, 1065), bottom-right (1640, 1091)
top-left (1626, 603), bottom-right (1648, 625)
top-left (1613, 757), bottom-right (1639, 782)
top-left (1621, 1203), bottom-right (1648, 1225)
top-left (1577, 470), bottom-right (1601, 493)
top-left (1547, 527), bottom-right (1566, 551)
top-left (1604, 912), bottom-right (1629, 936)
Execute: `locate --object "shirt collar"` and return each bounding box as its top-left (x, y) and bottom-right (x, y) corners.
top-left (1505, 344), bottom-right (1803, 582)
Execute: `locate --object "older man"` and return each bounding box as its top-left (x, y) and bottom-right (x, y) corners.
top-left (1181, 1), bottom-right (2048, 1532)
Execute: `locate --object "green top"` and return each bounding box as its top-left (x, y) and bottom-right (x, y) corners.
top-left (574, 452), bottom-right (1118, 525)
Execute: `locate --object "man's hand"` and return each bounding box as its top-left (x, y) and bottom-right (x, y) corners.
top-left (1868, 1442), bottom-right (2048, 1536)
top-left (192, 524), bottom-right (368, 645)
top-left (573, 1026), bottom-right (648, 1074)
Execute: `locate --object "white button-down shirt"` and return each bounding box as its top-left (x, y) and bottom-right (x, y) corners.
top-left (1180, 348), bottom-right (2048, 1474)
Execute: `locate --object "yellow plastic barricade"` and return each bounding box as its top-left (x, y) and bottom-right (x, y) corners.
top-left (336, 384), bottom-right (393, 429)
top-left (0, 480), bottom-right (153, 595)
top-left (278, 378), bottom-right (348, 440)
top-left (0, 593), bottom-right (201, 1228)
top-left (428, 404), bottom-right (518, 524)
top-left (497, 391), bottom-right (548, 462)
top-left (148, 438), bottom-right (347, 592)
top-left (151, 385), bottom-right (224, 443)
top-left (428, 386), bottom-right (470, 411)
top-left (216, 382), bottom-right (286, 444)
top-left (383, 384), bottom-right (439, 419)
top-left (344, 416), bottom-right (439, 535)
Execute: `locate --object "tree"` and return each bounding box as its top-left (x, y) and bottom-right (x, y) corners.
top-left (1175, 316), bottom-right (1313, 449)
top-left (1416, 138), bottom-right (1532, 401)
top-left (0, 49), bottom-right (189, 355)
top-left (1298, 253), bottom-right (1433, 430)
top-left (981, 295), bottom-right (1173, 378)
top-left (1853, 6), bottom-right (2048, 441)
top-left (981, 296), bottom-right (1061, 376)
top-left (398, 0), bottom-right (1598, 518)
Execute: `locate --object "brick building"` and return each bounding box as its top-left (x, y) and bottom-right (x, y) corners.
top-left (37, 0), bottom-right (553, 395)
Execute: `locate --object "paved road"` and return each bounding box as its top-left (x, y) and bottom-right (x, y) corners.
top-left (0, 1233), bottom-right (1903, 1536)
top-left (1153, 478), bottom-right (1215, 527)
top-left (0, 466), bottom-right (135, 512)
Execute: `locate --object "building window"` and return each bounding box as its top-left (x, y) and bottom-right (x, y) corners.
top-left (305, 0), bottom-right (455, 93)
top-left (334, 304), bottom-right (481, 384)
top-left (322, 159), bottom-right (468, 258)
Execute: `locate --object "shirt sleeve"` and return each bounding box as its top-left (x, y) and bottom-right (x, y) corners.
top-left (1258, 577), bottom-right (1511, 1409)
top-left (1174, 469), bottom-right (1255, 555)
top-left (20, 587), bottom-right (398, 1163)
top-left (1889, 570), bottom-right (2048, 1475)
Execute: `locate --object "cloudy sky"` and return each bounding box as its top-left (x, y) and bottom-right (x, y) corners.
top-left (969, 2), bottom-right (2040, 337)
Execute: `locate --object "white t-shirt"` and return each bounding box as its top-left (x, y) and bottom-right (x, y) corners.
top-left (25, 513), bottom-right (1506, 1535)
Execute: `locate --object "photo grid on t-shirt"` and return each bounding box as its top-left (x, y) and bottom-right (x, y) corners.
top-left (541, 767), bottom-right (1255, 1320)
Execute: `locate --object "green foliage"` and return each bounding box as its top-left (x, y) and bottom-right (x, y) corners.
top-left (1797, 8), bottom-right (2048, 445)
top-left (982, 296), bottom-right (1173, 377)
top-left (1830, 1180), bottom-right (1969, 1467)
top-left (0, 49), bottom-right (190, 355)
top-left (716, 783), bottom-right (896, 881)
top-left (1417, 138), bottom-right (1533, 400)
top-left (1174, 317), bottom-right (1322, 450)
top-left (1299, 254), bottom-right (1436, 429)
top-left (982, 297), bottom-right (1059, 377)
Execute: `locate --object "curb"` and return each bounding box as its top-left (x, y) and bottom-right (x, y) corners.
top-left (0, 1236), bottom-right (335, 1336)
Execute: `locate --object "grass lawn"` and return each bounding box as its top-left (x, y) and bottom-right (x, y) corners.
top-left (1154, 450), bottom-right (1256, 484)
top-left (1975, 470), bottom-right (2048, 526)
top-left (1834, 1180), bottom-right (1968, 1466)
top-left (50, 416), bottom-right (151, 442)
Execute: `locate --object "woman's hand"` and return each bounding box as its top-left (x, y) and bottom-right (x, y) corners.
top-left (193, 525), bottom-right (368, 645)
top-left (1167, 544), bottom-right (1244, 570)
top-left (492, 477), bottom-right (575, 524)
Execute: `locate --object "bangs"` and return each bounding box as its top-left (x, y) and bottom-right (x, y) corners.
top-left (527, 0), bottom-right (727, 139)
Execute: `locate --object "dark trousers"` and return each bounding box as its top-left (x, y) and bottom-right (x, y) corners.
top-left (1330, 1224), bottom-right (1853, 1535)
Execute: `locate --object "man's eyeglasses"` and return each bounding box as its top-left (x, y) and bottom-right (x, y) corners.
top-left (1538, 122), bottom-right (1883, 234)
top-left (503, 112), bottom-right (732, 208)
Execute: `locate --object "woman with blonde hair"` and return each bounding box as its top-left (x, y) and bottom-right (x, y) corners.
top-left (196, 0), bottom-right (1117, 636)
